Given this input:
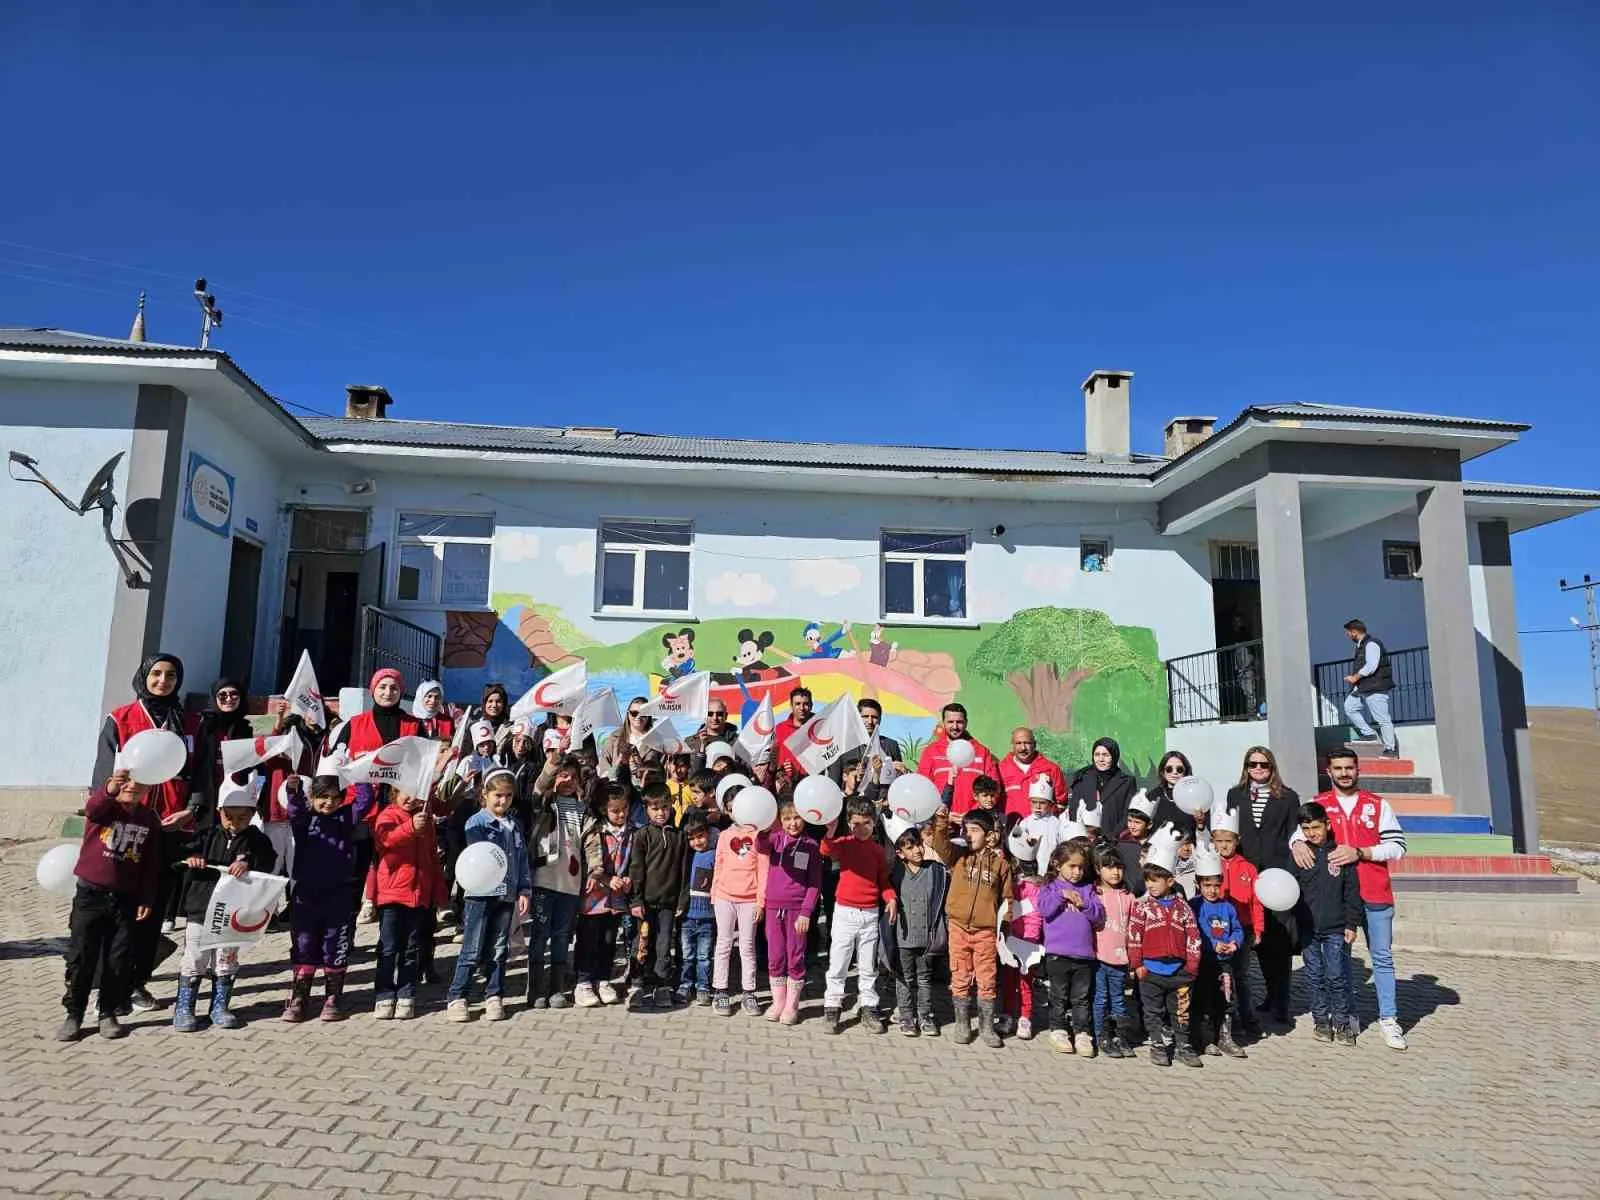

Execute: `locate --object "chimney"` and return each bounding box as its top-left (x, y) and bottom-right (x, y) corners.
top-left (1082, 370), bottom-right (1133, 459)
top-left (345, 384), bottom-right (393, 420)
top-left (1163, 415), bottom-right (1217, 459)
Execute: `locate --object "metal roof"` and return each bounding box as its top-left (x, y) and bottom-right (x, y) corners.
top-left (301, 416), bottom-right (1166, 476)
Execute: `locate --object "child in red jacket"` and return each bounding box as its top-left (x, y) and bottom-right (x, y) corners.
top-left (1210, 806), bottom-right (1264, 1042)
top-left (1127, 830), bottom-right (1202, 1068)
top-left (370, 786), bottom-right (447, 1020)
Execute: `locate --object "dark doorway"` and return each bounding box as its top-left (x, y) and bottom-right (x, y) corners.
top-left (320, 572), bottom-right (360, 692)
top-left (220, 538), bottom-right (264, 685)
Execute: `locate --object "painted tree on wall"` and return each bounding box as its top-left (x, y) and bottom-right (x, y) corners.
top-left (968, 607), bottom-right (1156, 733)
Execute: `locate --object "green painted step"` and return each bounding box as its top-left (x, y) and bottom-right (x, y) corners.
top-left (1407, 833), bottom-right (1514, 855)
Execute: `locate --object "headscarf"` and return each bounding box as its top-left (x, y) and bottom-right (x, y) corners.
top-left (1092, 736), bottom-right (1123, 786)
top-left (370, 667), bottom-right (405, 743)
top-left (411, 679), bottom-right (444, 721)
top-left (201, 677), bottom-right (252, 737)
top-left (133, 653), bottom-right (185, 724)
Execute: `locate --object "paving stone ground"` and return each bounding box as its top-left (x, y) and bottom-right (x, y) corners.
top-left (3, 844), bottom-right (1597, 1200)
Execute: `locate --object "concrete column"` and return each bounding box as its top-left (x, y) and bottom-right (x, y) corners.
top-left (1417, 482), bottom-right (1493, 818)
top-left (99, 385), bottom-right (187, 722)
top-left (1476, 519), bottom-right (1539, 850)
top-left (1255, 473), bottom-right (1319, 795)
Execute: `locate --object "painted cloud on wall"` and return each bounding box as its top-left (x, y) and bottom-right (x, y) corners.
top-left (496, 531), bottom-right (541, 563)
top-left (706, 570), bottom-right (777, 608)
top-left (791, 557), bottom-right (862, 597)
top-left (555, 540), bottom-right (593, 576)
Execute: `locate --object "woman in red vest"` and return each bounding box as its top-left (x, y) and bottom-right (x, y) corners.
top-left (90, 652), bottom-right (201, 1013)
top-left (336, 668), bottom-right (422, 927)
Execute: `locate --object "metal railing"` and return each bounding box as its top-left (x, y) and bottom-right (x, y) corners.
top-left (1314, 645), bottom-right (1434, 725)
top-left (1166, 639), bottom-right (1265, 726)
top-left (359, 605), bottom-right (442, 690)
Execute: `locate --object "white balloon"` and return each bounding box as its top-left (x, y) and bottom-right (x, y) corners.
top-left (121, 729), bottom-right (188, 785)
top-left (1172, 775), bottom-right (1215, 815)
top-left (731, 785), bottom-right (778, 830)
top-left (1255, 867), bottom-right (1301, 913)
top-left (703, 740), bottom-right (735, 767)
top-left (714, 773), bottom-right (752, 812)
top-left (945, 738), bottom-right (976, 769)
top-left (793, 775), bottom-right (844, 826)
top-left (888, 773), bottom-right (941, 824)
top-left (456, 842), bottom-right (510, 897)
top-left (36, 843), bottom-right (79, 897)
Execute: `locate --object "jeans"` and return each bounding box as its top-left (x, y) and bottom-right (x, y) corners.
top-left (1344, 902), bottom-right (1397, 1023)
top-left (1343, 689), bottom-right (1396, 753)
top-left (823, 903), bottom-right (880, 1010)
top-left (375, 904), bottom-right (427, 1001)
top-left (528, 887), bottom-right (580, 973)
top-left (713, 899), bottom-right (758, 993)
top-left (449, 897), bottom-right (514, 1001)
top-left (1092, 962), bottom-right (1128, 1028)
top-left (1303, 930), bottom-right (1351, 1026)
top-left (679, 914), bottom-right (715, 992)
top-left (62, 883), bottom-right (138, 1017)
top-left (895, 945), bottom-right (934, 1021)
top-left (1044, 954), bottom-right (1095, 1033)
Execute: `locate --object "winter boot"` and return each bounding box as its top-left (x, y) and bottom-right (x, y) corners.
top-left (977, 1000), bottom-right (1003, 1049)
top-left (209, 975), bottom-right (242, 1029)
top-left (1218, 1022), bottom-right (1248, 1059)
top-left (1100, 1020), bottom-right (1128, 1059)
top-left (173, 976), bottom-right (202, 1033)
top-left (951, 997), bottom-right (975, 1045)
top-left (320, 969), bottom-right (348, 1022)
top-left (1173, 1023), bottom-right (1203, 1067)
top-left (282, 970), bottom-right (315, 1022)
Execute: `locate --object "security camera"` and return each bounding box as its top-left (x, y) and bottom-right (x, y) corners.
top-left (991, 524), bottom-right (1007, 538)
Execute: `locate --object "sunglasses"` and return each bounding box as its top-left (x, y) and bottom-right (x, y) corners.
top-left (1247, 760), bottom-right (1272, 769)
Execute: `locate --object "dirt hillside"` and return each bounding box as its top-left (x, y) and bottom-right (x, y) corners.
top-left (1530, 706), bottom-right (1600, 849)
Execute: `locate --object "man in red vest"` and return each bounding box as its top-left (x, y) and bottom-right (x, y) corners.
top-left (1292, 746), bottom-right (1407, 1050)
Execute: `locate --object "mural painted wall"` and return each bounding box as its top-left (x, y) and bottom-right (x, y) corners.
top-left (443, 599), bottom-right (1168, 777)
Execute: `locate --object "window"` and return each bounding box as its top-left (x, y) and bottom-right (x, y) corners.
top-left (599, 519), bottom-right (692, 613)
top-left (1080, 536), bottom-right (1113, 573)
top-left (1383, 540), bottom-right (1423, 581)
top-left (881, 531), bottom-right (968, 620)
top-left (394, 512), bottom-right (494, 607)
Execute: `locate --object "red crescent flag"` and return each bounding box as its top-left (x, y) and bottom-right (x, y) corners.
top-left (784, 695), bottom-right (869, 777)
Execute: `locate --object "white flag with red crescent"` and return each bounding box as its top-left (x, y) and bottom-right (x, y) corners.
top-left (192, 870), bottom-right (289, 950)
top-left (510, 660), bottom-right (589, 719)
top-left (783, 695), bottom-right (868, 776)
top-left (735, 691), bottom-right (775, 768)
top-left (219, 730), bottom-right (302, 777)
top-left (638, 671), bottom-right (711, 722)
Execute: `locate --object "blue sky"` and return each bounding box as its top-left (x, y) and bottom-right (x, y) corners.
top-left (3, 3), bottom-right (1597, 704)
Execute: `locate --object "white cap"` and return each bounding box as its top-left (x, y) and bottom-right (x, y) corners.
top-left (218, 777), bottom-right (255, 810)
top-left (470, 720), bottom-right (494, 746)
top-left (1079, 799), bottom-right (1103, 828)
top-left (1127, 790), bottom-right (1156, 821)
top-left (1144, 824), bottom-right (1183, 875)
top-left (1028, 775), bottom-right (1054, 802)
top-left (1191, 848), bottom-right (1223, 878)
top-left (1210, 802), bottom-right (1240, 835)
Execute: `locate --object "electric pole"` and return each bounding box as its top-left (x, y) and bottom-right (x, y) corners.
top-left (1559, 574), bottom-right (1600, 729)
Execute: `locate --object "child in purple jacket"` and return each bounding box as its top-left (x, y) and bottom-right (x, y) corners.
top-left (759, 799), bottom-right (822, 1025)
top-left (1037, 840), bottom-right (1105, 1057)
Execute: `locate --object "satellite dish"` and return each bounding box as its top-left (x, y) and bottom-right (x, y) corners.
top-left (76, 452), bottom-right (124, 513)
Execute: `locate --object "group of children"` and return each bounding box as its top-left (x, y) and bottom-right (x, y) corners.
top-left (59, 672), bottom-right (1368, 1065)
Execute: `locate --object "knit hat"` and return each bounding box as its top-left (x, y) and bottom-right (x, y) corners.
top-left (1127, 791), bottom-right (1156, 822)
top-left (1144, 825), bottom-right (1183, 875)
top-left (1191, 847), bottom-right (1224, 879)
top-left (1210, 803), bottom-right (1241, 836)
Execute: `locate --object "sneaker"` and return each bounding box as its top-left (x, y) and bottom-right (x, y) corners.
top-left (1049, 1029), bottom-right (1074, 1053)
top-left (55, 1014), bottom-right (83, 1042)
top-left (447, 999), bottom-right (471, 1023)
top-left (484, 996), bottom-right (506, 1022)
top-left (98, 1014), bottom-right (128, 1040)
top-left (374, 999), bottom-right (396, 1020)
top-left (675, 984), bottom-right (693, 1005)
top-left (713, 993), bottom-right (733, 1017)
top-left (1336, 1025), bottom-right (1358, 1047)
top-left (1378, 1018), bottom-right (1407, 1050)
top-left (655, 986), bottom-right (675, 1008)
top-left (1016, 1016), bottom-right (1034, 1041)
top-left (1313, 1021), bottom-right (1334, 1042)
top-left (596, 981), bottom-right (621, 1005)
top-left (128, 987), bottom-right (157, 1013)
top-left (395, 998), bottom-right (416, 1020)
top-left (574, 983), bottom-right (600, 1008)
top-left (741, 993), bottom-right (762, 1017)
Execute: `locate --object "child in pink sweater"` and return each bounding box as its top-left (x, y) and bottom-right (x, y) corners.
top-left (711, 821), bottom-right (770, 1016)
top-left (1092, 844), bottom-right (1137, 1058)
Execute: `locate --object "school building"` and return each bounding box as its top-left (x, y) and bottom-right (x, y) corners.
top-left (3, 323), bottom-right (1596, 882)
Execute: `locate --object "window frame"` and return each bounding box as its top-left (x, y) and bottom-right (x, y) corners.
top-left (390, 509), bottom-right (496, 610)
top-left (596, 517), bottom-right (695, 617)
top-left (879, 528), bottom-right (971, 623)
top-left (1382, 539), bottom-right (1423, 581)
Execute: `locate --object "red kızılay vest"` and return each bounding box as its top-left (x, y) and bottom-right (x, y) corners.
top-left (1318, 789), bottom-right (1394, 906)
top-left (110, 701), bottom-right (199, 818)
